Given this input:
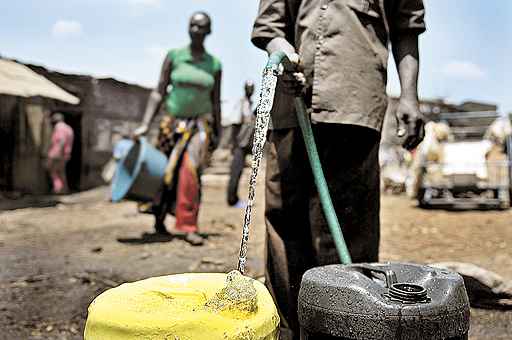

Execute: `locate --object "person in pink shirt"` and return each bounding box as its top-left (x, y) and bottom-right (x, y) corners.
top-left (47, 113), bottom-right (74, 194)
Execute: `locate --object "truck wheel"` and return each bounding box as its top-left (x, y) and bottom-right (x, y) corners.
top-left (498, 188), bottom-right (510, 210)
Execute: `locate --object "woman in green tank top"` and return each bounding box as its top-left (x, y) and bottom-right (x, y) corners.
top-left (134, 12), bottom-right (222, 245)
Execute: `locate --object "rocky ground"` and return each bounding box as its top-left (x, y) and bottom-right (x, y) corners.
top-left (1, 171), bottom-right (511, 339)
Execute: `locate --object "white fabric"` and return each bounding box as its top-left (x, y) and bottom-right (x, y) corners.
top-left (486, 117), bottom-right (512, 145)
top-left (442, 141), bottom-right (492, 179)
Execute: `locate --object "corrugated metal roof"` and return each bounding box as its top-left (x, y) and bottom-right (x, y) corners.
top-left (0, 59), bottom-right (80, 104)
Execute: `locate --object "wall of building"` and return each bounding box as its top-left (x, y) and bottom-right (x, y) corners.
top-left (13, 99), bottom-right (53, 193)
top-left (0, 95), bottom-right (19, 190)
top-left (27, 65), bottom-right (151, 191)
top-left (79, 78), bottom-right (150, 189)
top-left (0, 63), bottom-right (153, 194)
top-left (0, 95), bottom-right (55, 194)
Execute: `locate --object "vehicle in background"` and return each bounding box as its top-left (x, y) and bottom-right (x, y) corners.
top-left (414, 111), bottom-right (511, 209)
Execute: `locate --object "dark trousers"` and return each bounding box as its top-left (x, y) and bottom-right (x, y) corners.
top-left (227, 146), bottom-right (249, 206)
top-left (264, 124), bottom-right (381, 340)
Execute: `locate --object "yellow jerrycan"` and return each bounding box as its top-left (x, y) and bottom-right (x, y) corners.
top-left (84, 272), bottom-right (279, 339)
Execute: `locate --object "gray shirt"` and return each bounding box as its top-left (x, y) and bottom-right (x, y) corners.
top-left (232, 96), bottom-right (254, 125)
top-left (252, 0), bottom-right (426, 130)
top-left (235, 96), bottom-right (255, 148)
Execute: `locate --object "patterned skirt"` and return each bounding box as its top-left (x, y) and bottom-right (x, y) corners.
top-left (156, 115), bottom-right (211, 184)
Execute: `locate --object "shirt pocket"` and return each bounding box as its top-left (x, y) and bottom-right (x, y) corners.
top-left (346, 0), bottom-right (381, 18)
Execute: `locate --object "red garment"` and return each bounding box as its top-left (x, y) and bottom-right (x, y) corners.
top-left (47, 158), bottom-right (68, 194)
top-left (175, 152), bottom-right (200, 233)
top-left (48, 122), bottom-right (74, 160)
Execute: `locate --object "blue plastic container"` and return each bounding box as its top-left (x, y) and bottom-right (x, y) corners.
top-left (111, 137), bottom-right (168, 203)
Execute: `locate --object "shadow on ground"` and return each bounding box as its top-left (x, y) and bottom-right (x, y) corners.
top-left (0, 193), bottom-right (58, 211)
top-left (117, 231), bottom-right (222, 245)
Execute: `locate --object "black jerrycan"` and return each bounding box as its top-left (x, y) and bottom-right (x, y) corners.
top-left (298, 263), bottom-right (470, 340)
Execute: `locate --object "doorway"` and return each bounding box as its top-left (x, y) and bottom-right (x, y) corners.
top-left (63, 112), bottom-right (82, 192)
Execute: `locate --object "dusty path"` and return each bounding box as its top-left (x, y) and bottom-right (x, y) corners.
top-left (1, 174), bottom-right (511, 339)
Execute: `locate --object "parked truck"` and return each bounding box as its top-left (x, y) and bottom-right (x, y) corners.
top-left (415, 111), bottom-right (511, 209)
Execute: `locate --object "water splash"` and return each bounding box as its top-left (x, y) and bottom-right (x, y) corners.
top-left (237, 66), bottom-right (279, 274)
top-left (204, 270), bottom-right (257, 316)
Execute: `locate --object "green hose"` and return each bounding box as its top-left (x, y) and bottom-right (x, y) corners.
top-left (266, 51), bottom-right (288, 69)
top-left (266, 52), bottom-right (352, 264)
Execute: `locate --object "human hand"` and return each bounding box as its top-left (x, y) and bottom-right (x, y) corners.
top-left (132, 124), bottom-right (149, 139)
top-left (396, 97), bottom-right (425, 150)
top-left (278, 52), bottom-right (306, 96)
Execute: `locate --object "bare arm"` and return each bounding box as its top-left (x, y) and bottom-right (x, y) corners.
top-left (140, 92), bottom-right (162, 127)
top-left (392, 33), bottom-right (425, 150)
top-left (136, 55), bottom-right (172, 134)
top-left (252, 0), bottom-right (303, 95)
top-left (388, 0), bottom-right (426, 149)
top-left (392, 33), bottom-right (420, 103)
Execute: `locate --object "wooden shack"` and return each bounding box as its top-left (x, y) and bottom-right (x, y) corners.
top-left (0, 59), bottom-right (80, 193)
top-left (0, 58), bottom-right (151, 193)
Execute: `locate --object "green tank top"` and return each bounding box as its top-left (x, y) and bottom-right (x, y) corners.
top-left (165, 46), bottom-right (222, 118)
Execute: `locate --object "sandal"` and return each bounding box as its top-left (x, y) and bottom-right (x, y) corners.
top-left (184, 232), bottom-right (204, 246)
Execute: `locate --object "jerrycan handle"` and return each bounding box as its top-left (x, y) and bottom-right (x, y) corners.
top-left (353, 264), bottom-right (398, 288)
top-left (353, 264), bottom-right (431, 304)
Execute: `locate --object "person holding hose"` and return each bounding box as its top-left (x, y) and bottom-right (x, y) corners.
top-left (251, 1), bottom-right (426, 338)
top-left (134, 11), bottom-right (222, 246)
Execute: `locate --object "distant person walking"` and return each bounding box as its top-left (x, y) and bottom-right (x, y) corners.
top-left (134, 12), bottom-right (222, 246)
top-left (47, 113), bottom-right (74, 194)
top-left (227, 80), bottom-right (255, 207)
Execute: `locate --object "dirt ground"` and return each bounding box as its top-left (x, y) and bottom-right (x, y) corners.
top-left (1, 172), bottom-right (511, 340)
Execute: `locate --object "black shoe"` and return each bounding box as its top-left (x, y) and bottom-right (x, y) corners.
top-left (154, 222), bottom-right (170, 235)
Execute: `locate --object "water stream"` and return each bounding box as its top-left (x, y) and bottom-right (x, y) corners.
top-left (237, 66), bottom-right (279, 274)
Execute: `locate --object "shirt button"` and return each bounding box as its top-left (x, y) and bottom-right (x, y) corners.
top-left (321, 4), bottom-right (328, 10)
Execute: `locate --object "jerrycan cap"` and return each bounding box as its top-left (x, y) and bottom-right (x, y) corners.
top-left (387, 282), bottom-right (430, 304)
top-left (355, 264), bottom-right (431, 304)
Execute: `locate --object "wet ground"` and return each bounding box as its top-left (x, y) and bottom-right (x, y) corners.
top-left (1, 172), bottom-right (511, 339)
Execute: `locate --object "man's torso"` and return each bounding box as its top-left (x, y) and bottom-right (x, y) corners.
top-left (298, 0), bottom-right (389, 130)
top-left (253, 0), bottom-right (425, 131)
